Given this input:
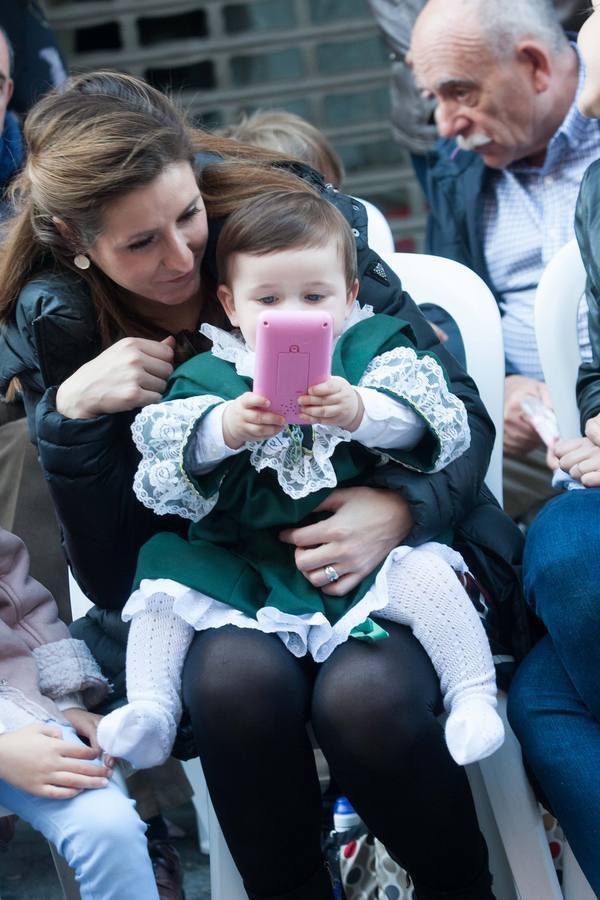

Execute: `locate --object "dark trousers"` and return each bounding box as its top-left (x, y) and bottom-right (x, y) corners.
top-left (183, 621), bottom-right (494, 900)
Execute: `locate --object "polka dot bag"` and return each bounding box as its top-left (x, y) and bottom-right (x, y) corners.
top-left (338, 830), bottom-right (415, 899)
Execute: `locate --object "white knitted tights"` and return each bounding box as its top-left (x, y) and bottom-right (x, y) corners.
top-left (380, 549), bottom-right (504, 766)
top-left (97, 593), bottom-right (194, 769)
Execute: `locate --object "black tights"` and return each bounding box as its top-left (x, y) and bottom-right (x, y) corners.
top-left (182, 621), bottom-right (493, 900)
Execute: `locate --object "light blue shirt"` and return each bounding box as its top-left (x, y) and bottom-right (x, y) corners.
top-left (483, 46), bottom-right (599, 380)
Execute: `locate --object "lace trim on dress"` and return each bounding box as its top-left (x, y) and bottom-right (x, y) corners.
top-left (246, 424), bottom-right (351, 500)
top-left (358, 347), bottom-right (470, 472)
top-left (199, 305), bottom-right (377, 500)
top-left (200, 324), bottom-right (255, 378)
top-left (131, 395), bottom-right (225, 521)
top-left (124, 542), bottom-right (468, 663)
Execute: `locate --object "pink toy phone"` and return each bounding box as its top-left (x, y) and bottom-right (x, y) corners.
top-left (254, 310), bottom-right (334, 424)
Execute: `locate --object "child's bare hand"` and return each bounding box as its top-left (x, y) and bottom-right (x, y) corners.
top-left (222, 393), bottom-right (286, 449)
top-left (63, 708), bottom-right (103, 755)
top-left (0, 723), bottom-right (111, 800)
top-left (298, 377), bottom-right (364, 431)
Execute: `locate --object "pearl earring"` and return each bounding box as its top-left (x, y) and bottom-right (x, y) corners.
top-left (74, 253), bottom-right (90, 270)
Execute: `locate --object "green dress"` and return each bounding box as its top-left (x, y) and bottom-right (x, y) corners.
top-left (130, 312), bottom-right (468, 658)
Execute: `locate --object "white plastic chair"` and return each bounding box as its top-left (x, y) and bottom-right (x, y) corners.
top-left (205, 253), bottom-right (533, 900)
top-left (383, 251), bottom-right (504, 504)
top-left (535, 237), bottom-right (587, 439)
top-left (388, 251), bottom-right (596, 900)
top-left (69, 250), bottom-right (592, 899)
top-left (353, 196), bottom-right (395, 257)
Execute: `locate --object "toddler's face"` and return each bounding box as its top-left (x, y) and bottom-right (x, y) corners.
top-left (217, 239), bottom-right (359, 349)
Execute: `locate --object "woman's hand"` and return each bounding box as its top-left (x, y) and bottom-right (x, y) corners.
top-left (279, 487), bottom-right (413, 596)
top-left (222, 393), bottom-right (286, 449)
top-left (298, 377), bottom-right (364, 431)
top-left (63, 708), bottom-right (102, 755)
top-left (56, 336), bottom-right (176, 419)
top-left (555, 433), bottom-right (600, 487)
top-left (0, 722), bottom-right (111, 800)
top-left (585, 411), bottom-right (600, 447)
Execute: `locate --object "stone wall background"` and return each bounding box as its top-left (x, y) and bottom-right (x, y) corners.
top-left (44, 0), bottom-right (426, 250)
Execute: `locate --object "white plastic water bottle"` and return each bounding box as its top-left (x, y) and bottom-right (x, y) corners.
top-left (333, 796), bottom-right (360, 833)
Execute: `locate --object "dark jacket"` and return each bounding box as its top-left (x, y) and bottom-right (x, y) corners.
top-left (424, 141), bottom-right (500, 302)
top-left (425, 117), bottom-right (600, 310)
top-left (0, 112), bottom-right (24, 218)
top-left (0, 166), bottom-right (527, 733)
top-left (575, 159), bottom-right (600, 429)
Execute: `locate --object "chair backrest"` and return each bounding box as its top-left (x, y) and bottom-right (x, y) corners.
top-left (354, 196), bottom-right (395, 257)
top-left (69, 570), bottom-right (93, 619)
top-left (534, 238), bottom-right (586, 439)
top-left (383, 251), bottom-right (504, 505)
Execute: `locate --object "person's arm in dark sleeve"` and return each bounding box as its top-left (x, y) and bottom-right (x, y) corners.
top-left (575, 162), bottom-right (600, 431)
top-left (35, 389), bottom-right (185, 610)
top-left (357, 245), bottom-right (494, 543)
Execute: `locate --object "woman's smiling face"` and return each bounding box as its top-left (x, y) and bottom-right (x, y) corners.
top-left (578, 2), bottom-right (600, 118)
top-left (88, 161), bottom-right (208, 310)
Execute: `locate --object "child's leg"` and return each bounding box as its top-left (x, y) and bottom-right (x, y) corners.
top-left (97, 593), bottom-right (194, 768)
top-left (379, 548), bottom-right (504, 765)
top-left (0, 724), bottom-right (159, 900)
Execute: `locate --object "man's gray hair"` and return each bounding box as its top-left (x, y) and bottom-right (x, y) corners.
top-left (471, 0), bottom-right (570, 58)
top-left (0, 26), bottom-right (14, 77)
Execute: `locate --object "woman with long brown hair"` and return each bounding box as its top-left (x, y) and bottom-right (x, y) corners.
top-left (0, 71), bottom-right (523, 900)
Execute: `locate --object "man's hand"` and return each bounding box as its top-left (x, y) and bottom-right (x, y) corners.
top-left (298, 377), bottom-right (364, 431)
top-left (279, 487), bottom-right (413, 595)
top-left (222, 393), bottom-right (286, 449)
top-left (504, 375), bottom-right (552, 457)
top-left (0, 723), bottom-right (111, 800)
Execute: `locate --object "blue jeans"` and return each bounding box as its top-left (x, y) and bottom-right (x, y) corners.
top-left (508, 489), bottom-right (600, 892)
top-left (0, 723), bottom-right (158, 900)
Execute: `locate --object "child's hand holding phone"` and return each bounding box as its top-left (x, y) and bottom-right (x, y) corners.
top-left (298, 376), bottom-right (364, 431)
top-left (222, 393), bottom-right (286, 449)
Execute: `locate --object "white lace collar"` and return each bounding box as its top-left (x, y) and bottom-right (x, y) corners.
top-left (197, 303), bottom-right (374, 499)
top-left (200, 301), bottom-right (374, 379)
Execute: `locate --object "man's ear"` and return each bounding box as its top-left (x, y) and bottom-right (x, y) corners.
top-left (217, 284), bottom-right (238, 326)
top-left (517, 42), bottom-right (552, 93)
top-left (347, 277), bottom-right (360, 308)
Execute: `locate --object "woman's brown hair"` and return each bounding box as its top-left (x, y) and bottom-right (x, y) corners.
top-left (0, 71), bottom-right (316, 347)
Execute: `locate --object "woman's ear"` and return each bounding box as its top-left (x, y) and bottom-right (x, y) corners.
top-left (217, 284), bottom-right (238, 326)
top-left (52, 216), bottom-right (77, 246)
top-left (347, 278), bottom-right (360, 308)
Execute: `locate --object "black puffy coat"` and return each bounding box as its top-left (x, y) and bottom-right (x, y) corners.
top-left (575, 159), bottom-right (600, 429)
top-left (0, 167), bottom-right (527, 733)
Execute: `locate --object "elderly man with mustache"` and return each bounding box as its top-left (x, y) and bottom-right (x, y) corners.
top-left (409, 0), bottom-right (600, 523)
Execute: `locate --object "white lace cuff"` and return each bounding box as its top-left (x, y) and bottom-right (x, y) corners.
top-left (186, 403), bottom-right (245, 475)
top-left (353, 386), bottom-right (426, 450)
top-left (247, 424), bottom-right (351, 500)
top-left (358, 346), bottom-right (470, 472)
top-left (132, 395), bottom-right (225, 521)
